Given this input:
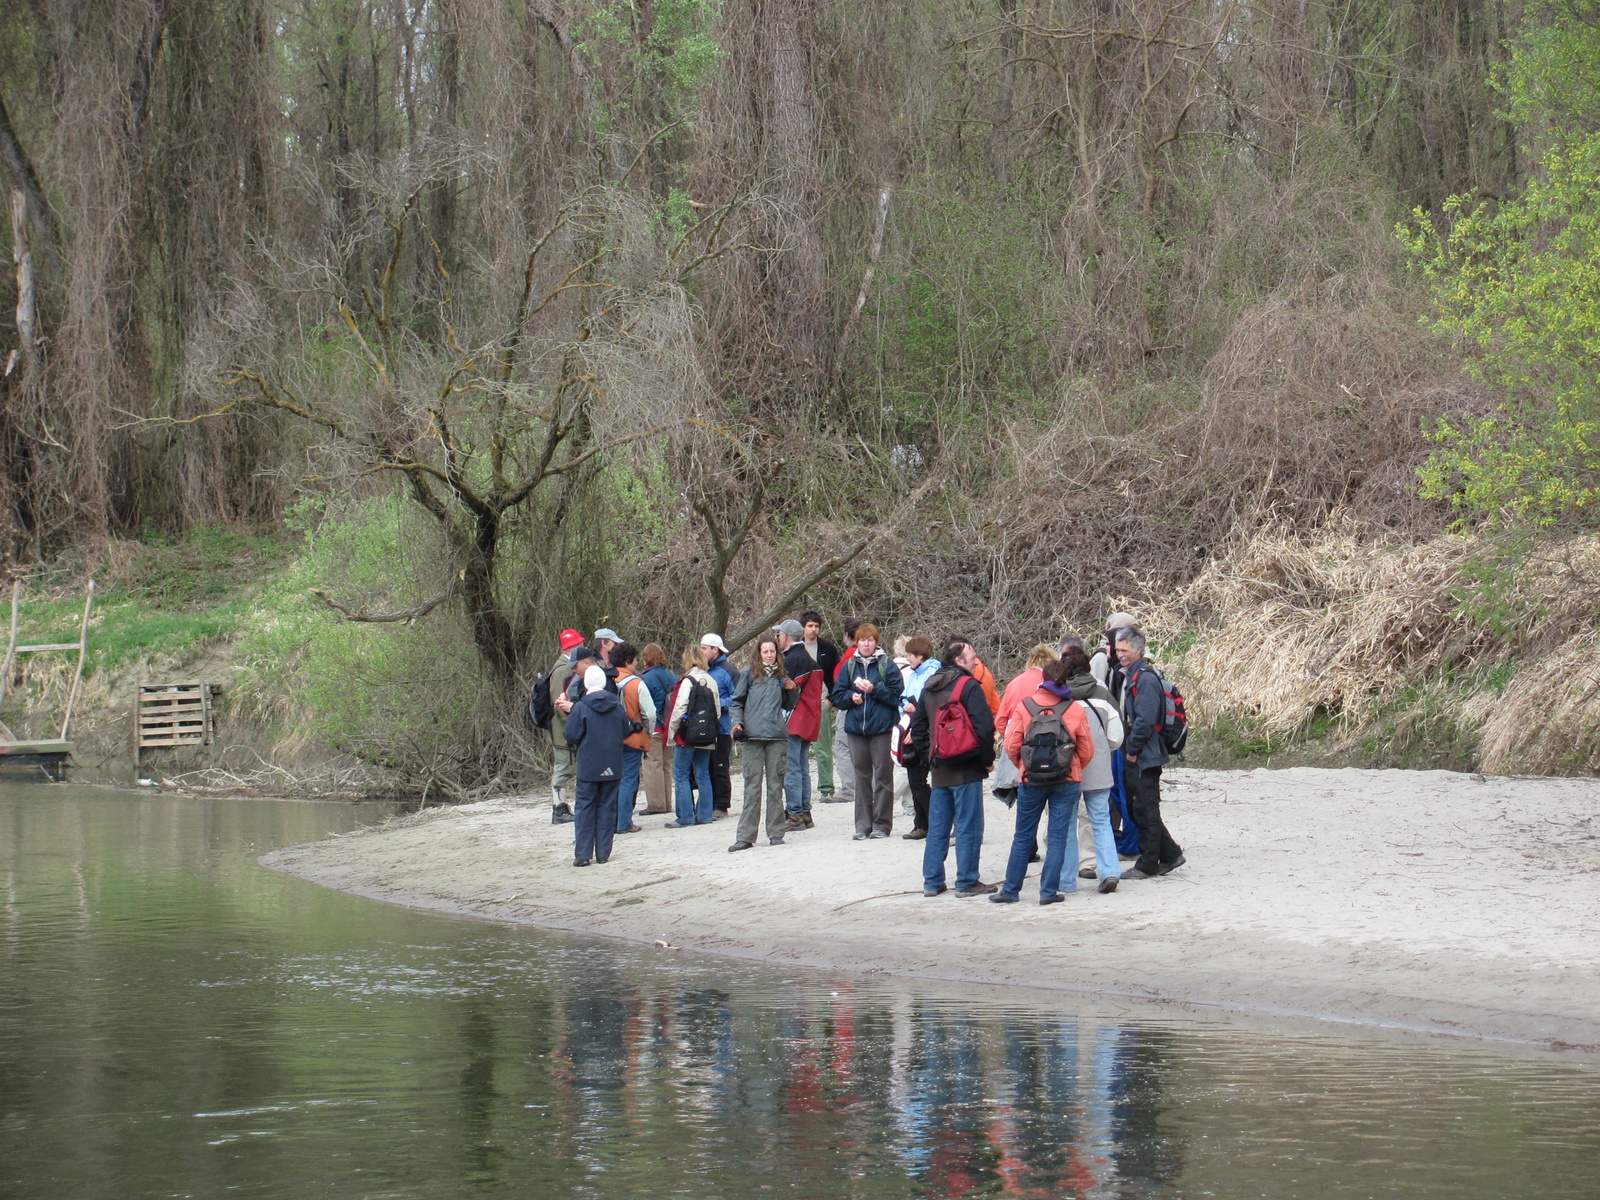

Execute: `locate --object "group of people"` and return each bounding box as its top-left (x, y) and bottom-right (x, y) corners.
top-left (545, 611), bottom-right (1186, 902)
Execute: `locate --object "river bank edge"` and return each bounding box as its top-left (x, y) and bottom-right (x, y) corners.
top-left (259, 765), bottom-right (1600, 1056)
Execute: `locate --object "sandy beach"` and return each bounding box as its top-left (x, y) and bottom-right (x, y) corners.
top-left (261, 766), bottom-right (1600, 1051)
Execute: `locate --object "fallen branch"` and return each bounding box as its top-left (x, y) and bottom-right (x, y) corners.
top-left (309, 577), bottom-right (460, 625)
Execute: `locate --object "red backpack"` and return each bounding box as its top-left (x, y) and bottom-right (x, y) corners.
top-left (931, 677), bottom-right (982, 763)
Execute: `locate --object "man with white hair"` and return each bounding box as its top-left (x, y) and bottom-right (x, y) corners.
top-left (1116, 629), bottom-right (1185, 880)
top-left (562, 664), bottom-right (630, 867)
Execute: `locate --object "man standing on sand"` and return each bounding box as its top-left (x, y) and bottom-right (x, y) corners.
top-left (800, 611), bottom-right (841, 798)
top-left (547, 628), bottom-right (585, 825)
top-left (828, 618), bottom-right (861, 805)
top-left (613, 643), bottom-right (656, 836)
top-left (910, 639), bottom-right (998, 898)
top-left (1116, 629), bottom-right (1185, 880)
top-left (778, 620), bottom-right (821, 830)
top-left (563, 665), bottom-right (630, 867)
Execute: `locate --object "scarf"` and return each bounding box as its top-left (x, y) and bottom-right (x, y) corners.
top-left (1040, 680), bottom-right (1074, 702)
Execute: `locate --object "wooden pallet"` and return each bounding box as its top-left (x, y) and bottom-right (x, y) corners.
top-left (136, 682), bottom-right (213, 765)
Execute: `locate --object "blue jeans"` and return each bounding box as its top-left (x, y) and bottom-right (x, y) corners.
top-left (1003, 781), bottom-right (1080, 900)
top-left (618, 747), bottom-right (643, 831)
top-left (674, 746), bottom-right (714, 824)
top-left (785, 735), bottom-right (813, 814)
top-left (1080, 787), bottom-right (1121, 880)
top-left (924, 780), bottom-right (985, 891)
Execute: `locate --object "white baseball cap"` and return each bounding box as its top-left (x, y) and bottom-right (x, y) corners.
top-left (699, 633), bottom-right (728, 652)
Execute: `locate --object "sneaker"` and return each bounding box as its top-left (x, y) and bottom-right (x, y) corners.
top-left (573, 858), bottom-right (591, 867)
top-left (768, 837), bottom-right (785, 846)
top-left (728, 841), bottom-right (754, 853)
top-left (1098, 876), bottom-right (1119, 893)
top-left (989, 892), bottom-right (1019, 904)
top-left (713, 810), bottom-right (730, 820)
top-left (664, 821), bottom-right (692, 829)
top-left (1040, 892), bottom-right (1067, 906)
top-left (1123, 868), bottom-right (1159, 880)
top-left (956, 882), bottom-right (999, 897)
top-left (1077, 866), bottom-right (1097, 879)
top-left (852, 831), bottom-right (869, 841)
top-left (552, 804), bottom-right (575, 825)
top-left (618, 824), bottom-right (642, 834)
top-left (923, 884), bottom-right (948, 897)
top-left (869, 830), bottom-right (889, 839)
top-left (902, 828), bottom-right (927, 840)
top-left (1156, 854), bottom-right (1187, 875)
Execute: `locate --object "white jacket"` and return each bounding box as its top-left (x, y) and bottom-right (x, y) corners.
top-left (668, 666), bottom-right (720, 737)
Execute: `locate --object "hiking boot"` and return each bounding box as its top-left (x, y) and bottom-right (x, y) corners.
top-left (800, 813), bottom-right (815, 829)
top-left (618, 824), bottom-right (642, 834)
top-left (1156, 854), bottom-right (1187, 875)
top-left (903, 828), bottom-right (927, 840)
top-left (956, 882), bottom-right (998, 897)
top-left (664, 821), bottom-right (692, 829)
top-left (1040, 892), bottom-right (1067, 906)
top-left (785, 815), bottom-right (805, 831)
top-left (1028, 848), bottom-right (1041, 863)
top-left (728, 841), bottom-right (754, 853)
top-left (573, 858), bottom-right (591, 867)
top-left (1098, 876), bottom-right (1120, 894)
top-left (595, 856), bottom-right (609, 864)
top-left (713, 809), bottom-right (730, 820)
top-left (989, 892), bottom-right (1019, 904)
top-left (1123, 868), bottom-right (1159, 880)
top-left (923, 884), bottom-right (948, 897)
top-left (552, 803), bottom-right (575, 825)
top-left (768, 837), bottom-right (785, 846)
top-left (1078, 866), bottom-right (1097, 880)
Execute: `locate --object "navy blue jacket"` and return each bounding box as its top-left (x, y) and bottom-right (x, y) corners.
top-left (562, 690), bottom-right (629, 782)
top-left (829, 650), bottom-right (904, 737)
top-left (706, 653), bottom-right (736, 737)
top-left (1121, 657), bottom-right (1171, 770)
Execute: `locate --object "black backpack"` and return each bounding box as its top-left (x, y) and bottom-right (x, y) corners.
top-left (1020, 697), bottom-right (1075, 784)
top-left (682, 677), bottom-right (719, 747)
top-left (528, 672), bottom-right (555, 730)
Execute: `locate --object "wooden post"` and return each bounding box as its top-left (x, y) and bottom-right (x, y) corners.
top-left (59, 580), bottom-right (93, 740)
top-left (0, 579), bottom-right (19, 711)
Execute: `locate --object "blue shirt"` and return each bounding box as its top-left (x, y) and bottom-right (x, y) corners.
top-left (706, 655), bottom-right (736, 736)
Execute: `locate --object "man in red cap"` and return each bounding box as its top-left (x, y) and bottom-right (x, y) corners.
top-left (546, 628), bottom-right (586, 824)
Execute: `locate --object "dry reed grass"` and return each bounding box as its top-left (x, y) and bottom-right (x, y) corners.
top-left (1143, 518), bottom-right (1600, 775)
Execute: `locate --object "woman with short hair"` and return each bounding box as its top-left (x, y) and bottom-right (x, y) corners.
top-left (829, 622), bottom-right (905, 840)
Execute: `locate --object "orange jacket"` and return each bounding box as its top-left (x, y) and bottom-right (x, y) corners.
top-left (1003, 688), bottom-right (1094, 784)
top-left (618, 669), bottom-right (650, 751)
top-left (971, 658), bottom-right (1001, 716)
top-left (996, 667), bottom-right (1044, 734)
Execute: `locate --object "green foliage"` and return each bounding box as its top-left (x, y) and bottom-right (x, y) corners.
top-left (577, 0), bottom-right (725, 130)
top-left (1402, 6), bottom-right (1600, 524)
top-left (235, 498), bottom-right (486, 771)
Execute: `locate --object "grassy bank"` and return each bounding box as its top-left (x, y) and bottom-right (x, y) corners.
top-left (1147, 521), bottom-right (1600, 776)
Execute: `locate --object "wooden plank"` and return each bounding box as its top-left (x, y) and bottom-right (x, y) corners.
top-left (16, 642), bottom-right (80, 653)
top-left (137, 737), bottom-right (207, 748)
top-left (0, 738), bottom-right (71, 755)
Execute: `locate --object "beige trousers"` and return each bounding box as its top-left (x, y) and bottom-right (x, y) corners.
top-left (642, 742), bottom-right (674, 814)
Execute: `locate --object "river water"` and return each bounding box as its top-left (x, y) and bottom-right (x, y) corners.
top-left (2, 783), bottom-right (1598, 1200)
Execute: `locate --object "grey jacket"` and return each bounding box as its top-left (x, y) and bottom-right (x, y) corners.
top-left (730, 665), bottom-right (796, 741)
top-left (1121, 657), bottom-right (1171, 770)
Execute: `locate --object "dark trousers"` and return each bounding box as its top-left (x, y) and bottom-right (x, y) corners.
top-left (710, 733), bottom-right (733, 811)
top-left (908, 763), bottom-right (931, 832)
top-left (1125, 764), bottom-right (1181, 873)
top-left (574, 778), bottom-right (619, 863)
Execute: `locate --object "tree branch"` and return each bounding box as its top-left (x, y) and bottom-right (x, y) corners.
top-left (308, 577), bottom-right (461, 625)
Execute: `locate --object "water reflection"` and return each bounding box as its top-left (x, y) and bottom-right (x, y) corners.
top-left (2, 784), bottom-right (1599, 1200)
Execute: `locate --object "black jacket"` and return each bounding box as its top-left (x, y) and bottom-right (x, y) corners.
top-left (812, 638), bottom-right (841, 684)
top-left (1121, 657), bottom-right (1170, 769)
top-left (909, 665), bottom-right (995, 788)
